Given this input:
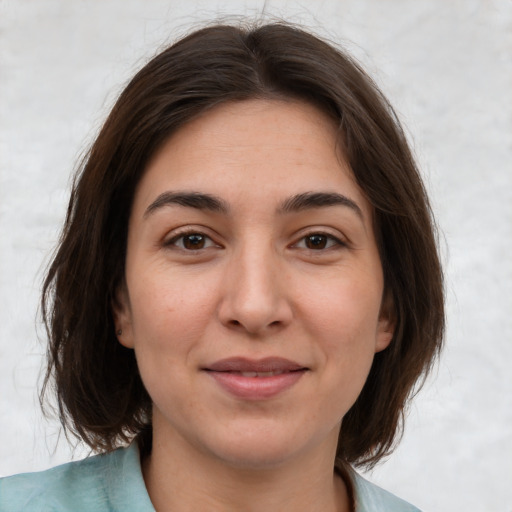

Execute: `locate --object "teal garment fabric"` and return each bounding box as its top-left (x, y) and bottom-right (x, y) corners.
top-left (0, 444), bottom-right (420, 511)
top-left (0, 444), bottom-right (154, 512)
top-left (350, 471), bottom-right (420, 512)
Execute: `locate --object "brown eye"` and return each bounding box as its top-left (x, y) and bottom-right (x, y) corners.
top-left (182, 234), bottom-right (206, 250)
top-left (305, 234), bottom-right (328, 250)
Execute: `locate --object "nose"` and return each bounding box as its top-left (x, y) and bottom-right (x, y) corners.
top-left (217, 242), bottom-right (293, 336)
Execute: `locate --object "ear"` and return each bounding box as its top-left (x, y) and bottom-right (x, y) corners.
top-left (375, 289), bottom-right (396, 353)
top-left (112, 281), bottom-right (135, 349)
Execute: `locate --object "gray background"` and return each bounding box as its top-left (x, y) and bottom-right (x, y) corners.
top-left (1, 1), bottom-right (511, 511)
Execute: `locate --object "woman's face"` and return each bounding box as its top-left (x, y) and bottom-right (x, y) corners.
top-left (114, 99), bottom-right (394, 469)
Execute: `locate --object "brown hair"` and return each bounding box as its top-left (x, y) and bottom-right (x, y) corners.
top-left (41, 21), bottom-right (444, 469)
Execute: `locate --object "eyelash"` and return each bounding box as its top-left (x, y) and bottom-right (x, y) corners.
top-left (164, 230), bottom-right (346, 252)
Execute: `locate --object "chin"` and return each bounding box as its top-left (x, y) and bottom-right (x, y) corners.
top-left (204, 421), bottom-right (333, 471)
top-left (213, 445), bottom-right (298, 470)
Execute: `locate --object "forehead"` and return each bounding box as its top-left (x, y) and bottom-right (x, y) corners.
top-left (133, 99), bottom-right (369, 217)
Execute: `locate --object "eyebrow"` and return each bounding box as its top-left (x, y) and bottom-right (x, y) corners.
top-left (143, 190), bottom-right (363, 220)
top-left (278, 192), bottom-right (363, 219)
top-left (144, 191), bottom-right (229, 218)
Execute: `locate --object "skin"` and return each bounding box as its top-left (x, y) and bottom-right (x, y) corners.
top-left (113, 99), bottom-right (394, 512)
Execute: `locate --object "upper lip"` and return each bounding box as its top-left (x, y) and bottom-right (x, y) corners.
top-left (204, 357), bottom-right (307, 373)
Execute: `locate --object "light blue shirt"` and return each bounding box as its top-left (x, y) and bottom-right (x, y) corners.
top-left (0, 444), bottom-right (420, 511)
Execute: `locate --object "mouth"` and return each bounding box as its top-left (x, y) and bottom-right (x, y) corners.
top-left (204, 356), bottom-right (307, 373)
top-left (236, 370), bottom-right (293, 377)
top-left (203, 357), bottom-right (308, 400)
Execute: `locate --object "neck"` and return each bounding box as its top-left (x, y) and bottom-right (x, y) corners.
top-left (142, 424), bottom-right (350, 512)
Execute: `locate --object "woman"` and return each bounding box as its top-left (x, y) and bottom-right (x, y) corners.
top-left (0, 22), bottom-right (444, 511)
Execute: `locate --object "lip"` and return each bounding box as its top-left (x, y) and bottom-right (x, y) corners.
top-left (203, 357), bottom-right (308, 400)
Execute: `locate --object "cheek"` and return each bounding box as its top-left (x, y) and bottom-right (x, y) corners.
top-left (298, 273), bottom-right (383, 388)
top-left (302, 276), bottom-right (383, 343)
top-left (126, 273), bottom-right (210, 402)
top-left (128, 264), bottom-right (219, 343)
top-left (311, 296), bottom-right (380, 415)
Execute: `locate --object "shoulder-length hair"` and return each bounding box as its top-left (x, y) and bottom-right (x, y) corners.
top-left (41, 22), bottom-right (444, 469)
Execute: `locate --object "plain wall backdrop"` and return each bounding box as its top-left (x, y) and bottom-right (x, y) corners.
top-left (1, 1), bottom-right (511, 511)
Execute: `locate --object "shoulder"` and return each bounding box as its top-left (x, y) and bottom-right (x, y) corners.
top-left (0, 444), bottom-right (154, 512)
top-left (350, 471), bottom-right (421, 512)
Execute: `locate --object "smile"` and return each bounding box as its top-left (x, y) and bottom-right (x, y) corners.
top-left (203, 357), bottom-right (308, 400)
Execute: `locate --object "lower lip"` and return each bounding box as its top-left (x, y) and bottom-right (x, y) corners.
top-left (206, 371), bottom-right (306, 400)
